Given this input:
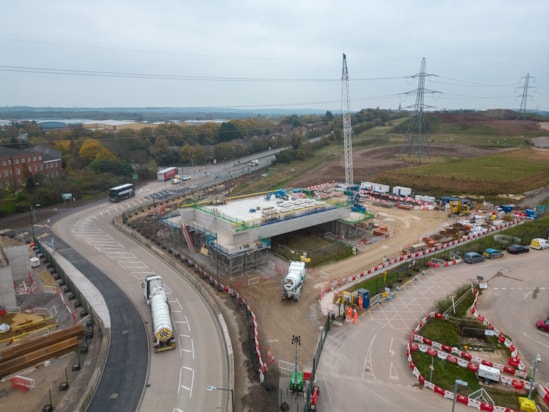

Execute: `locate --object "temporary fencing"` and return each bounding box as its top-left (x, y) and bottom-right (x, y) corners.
top-left (407, 288), bottom-right (535, 412)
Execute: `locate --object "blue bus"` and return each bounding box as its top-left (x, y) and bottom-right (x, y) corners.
top-left (109, 183), bottom-right (135, 202)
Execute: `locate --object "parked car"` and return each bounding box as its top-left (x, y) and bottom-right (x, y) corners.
top-left (464, 252), bottom-right (486, 264)
top-left (536, 319), bottom-right (549, 332)
top-left (506, 244), bottom-right (529, 254)
top-left (182, 175), bottom-right (191, 181)
top-left (483, 248), bottom-right (504, 259)
top-left (171, 176), bottom-right (182, 184)
top-left (530, 238), bottom-right (549, 250)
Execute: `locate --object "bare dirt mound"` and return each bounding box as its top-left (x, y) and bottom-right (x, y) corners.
top-left (289, 144), bottom-right (498, 188)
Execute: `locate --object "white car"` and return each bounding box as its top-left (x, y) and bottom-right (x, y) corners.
top-left (182, 175), bottom-right (191, 181)
top-left (171, 177), bottom-right (182, 184)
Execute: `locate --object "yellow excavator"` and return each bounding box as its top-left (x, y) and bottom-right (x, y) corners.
top-left (448, 198), bottom-right (472, 216)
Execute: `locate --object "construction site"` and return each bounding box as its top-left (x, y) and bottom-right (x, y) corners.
top-left (160, 187), bottom-right (374, 275)
top-left (0, 53), bottom-right (547, 411)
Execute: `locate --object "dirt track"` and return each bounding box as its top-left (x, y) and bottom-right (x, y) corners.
top-left (238, 204), bottom-right (454, 380)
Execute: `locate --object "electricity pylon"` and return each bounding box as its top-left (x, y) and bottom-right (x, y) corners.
top-left (403, 57), bottom-right (439, 163)
top-left (518, 73), bottom-right (535, 118)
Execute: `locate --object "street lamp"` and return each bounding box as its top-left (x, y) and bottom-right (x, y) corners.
top-left (528, 354), bottom-right (541, 399)
top-left (207, 385), bottom-right (234, 412)
top-left (451, 379), bottom-right (468, 412)
top-left (29, 203), bottom-right (41, 241)
top-left (291, 335), bottom-right (301, 393)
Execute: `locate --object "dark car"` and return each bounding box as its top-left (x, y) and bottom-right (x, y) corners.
top-left (506, 244), bottom-right (530, 255)
top-left (463, 252), bottom-right (486, 264)
top-left (536, 319), bottom-right (549, 332)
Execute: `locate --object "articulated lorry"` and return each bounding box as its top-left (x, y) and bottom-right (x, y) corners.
top-left (143, 274), bottom-right (176, 352)
top-left (157, 167), bottom-right (178, 181)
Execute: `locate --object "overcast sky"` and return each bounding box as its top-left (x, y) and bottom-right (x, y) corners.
top-left (2, 0), bottom-right (548, 112)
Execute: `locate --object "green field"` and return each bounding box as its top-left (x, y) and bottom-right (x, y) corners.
top-left (379, 148), bottom-right (549, 196)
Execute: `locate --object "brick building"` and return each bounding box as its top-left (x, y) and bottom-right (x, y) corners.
top-left (0, 146), bottom-right (62, 190)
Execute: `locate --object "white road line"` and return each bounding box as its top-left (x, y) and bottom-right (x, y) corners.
top-left (362, 334), bottom-right (376, 381)
top-left (173, 297), bottom-right (183, 311)
top-left (182, 366), bottom-right (194, 398)
top-left (389, 361), bottom-right (399, 380)
top-left (178, 368), bottom-right (183, 394)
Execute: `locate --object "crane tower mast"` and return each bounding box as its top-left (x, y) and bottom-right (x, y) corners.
top-left (341, 53), bottom-right (353, 187)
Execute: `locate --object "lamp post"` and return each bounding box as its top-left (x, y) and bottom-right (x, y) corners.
top-left (291, 334), bottom-right (301, 393)
top-left (528, 354), bottom-right (541, 399)
top-left (207, 385), bottom-right (234, 412)
top-left (451, 379), bottom-right (468, 412)
top-left (29, 203), bottom-right (41, 241)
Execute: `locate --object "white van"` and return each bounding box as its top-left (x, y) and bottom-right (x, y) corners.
top-left (478, 364), bottom-right (500, 383)
top-left (530, 238), bottom-right (549, 250)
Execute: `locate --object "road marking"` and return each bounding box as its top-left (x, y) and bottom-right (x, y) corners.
top-left (179, 366), bottom-right (194, 398)
top-left (389, 361), bottom-right (399, 380)
top-left (362, 334), bottom-right (376, 381)
top-left (179, 335), bottom-right (195, 358)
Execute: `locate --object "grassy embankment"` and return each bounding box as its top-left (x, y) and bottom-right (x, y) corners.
top-left (378, 148), bottom-right (549, 198)
top-left (234, 120), bottom-right (548, 202)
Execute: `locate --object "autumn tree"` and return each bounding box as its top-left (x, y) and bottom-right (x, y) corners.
top-left (179, 144), bottom-right (207, 166)
top-left (79, 139), bottom-right (115, 163)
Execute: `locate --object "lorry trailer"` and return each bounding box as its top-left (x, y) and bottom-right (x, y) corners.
top-left (157, 167), bottom-right (178, 181)
top-left (143, 274), bottom-right (176, 352)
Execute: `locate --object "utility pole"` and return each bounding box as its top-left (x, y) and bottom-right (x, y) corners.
top-left (341, 53), bottom-right (353, 188)
top-left (403, 57), bottom-right (439, 163)
top-left (528, 354), bottom-right (541, 399)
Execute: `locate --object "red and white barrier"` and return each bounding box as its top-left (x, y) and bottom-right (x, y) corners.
top-left (407, 287), bottom-right (537, 411)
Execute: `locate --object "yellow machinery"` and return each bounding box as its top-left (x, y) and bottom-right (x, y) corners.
top-left (448, 198), bottom-right (472, 216)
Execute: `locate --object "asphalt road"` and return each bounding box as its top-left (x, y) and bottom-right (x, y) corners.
top-left (50, 182), bottom-right (229, 411)
top-left (315, 251), bottom-right (549, 410)
top-left (48, 234), bottom-right (148, 412)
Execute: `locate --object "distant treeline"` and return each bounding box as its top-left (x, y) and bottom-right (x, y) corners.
top-left (0, 107), bottom-right (326, 122)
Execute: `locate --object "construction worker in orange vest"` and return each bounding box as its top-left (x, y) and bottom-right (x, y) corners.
top-left (358, 296), bottom-right (363, 310)
top-left (346, 306), bottom-right (352, 322)
top-left (353, 309), bottom-right (358, 325)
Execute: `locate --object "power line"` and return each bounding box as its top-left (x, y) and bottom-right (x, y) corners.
top-left (0, 64), bottom-right (407, 83)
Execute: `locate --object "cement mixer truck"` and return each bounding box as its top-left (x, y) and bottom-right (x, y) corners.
top-left (143, 274), bottom-right (176, 352)
top-left (281, 261), bottom-right (306, 301)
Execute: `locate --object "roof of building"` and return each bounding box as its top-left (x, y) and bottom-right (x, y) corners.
top-left (203, 191), bottom-right (332, 225)
top-left (0, 145), bottom-right (61, 161)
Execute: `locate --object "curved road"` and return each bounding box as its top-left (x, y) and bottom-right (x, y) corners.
top-left (52, 183), bottom-right (229, 411)
top-left (315, 251), bottom-right (549, 410)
